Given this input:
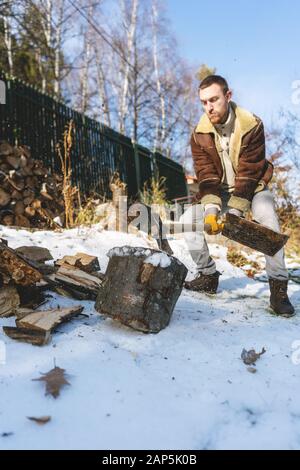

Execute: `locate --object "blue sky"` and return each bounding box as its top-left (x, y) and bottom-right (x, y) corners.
top-left (166, 0), bottom-right (300, 127)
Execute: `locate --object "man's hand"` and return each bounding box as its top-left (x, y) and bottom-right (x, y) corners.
top-left (204, 214), bottom-right (224, 235)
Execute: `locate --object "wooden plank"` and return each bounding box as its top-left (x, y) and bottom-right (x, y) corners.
top-left (16, 305), bottom-right (84, 333)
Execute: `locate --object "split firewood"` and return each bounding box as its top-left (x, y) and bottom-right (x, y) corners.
top-left (47, 264), bottom-right (102, 300)
top-left (15, 215), bottom-right (31, 228)
top-left (0, 286), bottom-right (20, 317)
top-left (3, 326), bottom-right (51, 346)
top-left (14, 200), bottom-right (25, 216)
top-left (0, 142), bottom-right (64, 229)
top-left (16, 305), bottom-right (84, 333)
top-left (55, 252), bottom-right (100, 273)
top-left (6, 155), bottom-right (21, 170)
top-left (14, 246), bottom-right (56, 276)
top-left (0, 188), bottom-right (11, 207)
top-left (16, 307), bottom-right (38, 320)
top-left (0, 240), bottom-right (42, 286)
top-left (15, 246), bottom-right (53, 263)
top-left (16, 285), bottom-right (48, 310)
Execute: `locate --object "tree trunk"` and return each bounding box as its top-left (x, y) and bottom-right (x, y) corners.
top-left (95, 246), bottom-right (187, 333)
top-left (119, 0), bottom-right (139, 134)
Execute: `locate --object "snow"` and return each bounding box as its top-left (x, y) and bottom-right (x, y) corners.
top-left (144, 252), bottom-right (171, 268)
top-left (0, 224), bottom-right (300, 450)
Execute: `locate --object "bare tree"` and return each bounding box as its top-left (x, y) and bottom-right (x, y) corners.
top-left (2, 0), bottom-right (14, 74)
top-left (94, 41), bottom-right (111, 127)
top-left (151, 0), bottom-right (166, 152)
top-left (118, 0), bottom-right (139, 134)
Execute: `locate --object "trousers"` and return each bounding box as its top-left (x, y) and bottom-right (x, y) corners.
top-left (179, 189), bottom-right (288, 280)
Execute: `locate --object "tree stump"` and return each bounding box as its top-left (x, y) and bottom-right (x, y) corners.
top-left (95, 246), bottom-right (187, 333)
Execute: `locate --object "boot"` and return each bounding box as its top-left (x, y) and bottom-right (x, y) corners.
top-left (268, 278), bottom-right (295, 317)
top-left (184, 271), bottom-right (221, 294)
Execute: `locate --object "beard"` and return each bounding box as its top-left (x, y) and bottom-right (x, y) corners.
top-left (208, 105), bottom-right (230, 125)
top-left (208, 113), bottom-right (223, 124)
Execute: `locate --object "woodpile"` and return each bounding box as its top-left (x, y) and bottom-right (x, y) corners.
top-left (0, 239), bottom-right (104, 345)
top-left (0, 238), bottom-right (186, 344)
top-left (0, 141), bottom-right (65, 229)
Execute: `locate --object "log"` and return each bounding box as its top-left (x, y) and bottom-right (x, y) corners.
top-left (3, 326), bottom-right (51, 346)
top-left (15, 215), bottom-right (31, 228)
top-left (0, 142), bottom-right (13, 156)
top-left (14, 200), bottom-right (25, 216)
top-left (0, 240), bottom-right (43, 286)
top-left (95, 246), bottom-right (187, 333)
top-left (25, 206), bottom-right (36, 218)
top-left (222, 213), bottom-right (289, 256)
top-left (0, 286), bottom-right (20, 317)
top-left (11, 189), bottom-right (23, 200)
top-left (18, 145), bottom-right (31, 159)
top-left (55, 253), bottom-right (100, 273)
top-left (6, 155), bottom-right (21, 170)
top-left (0, 143), bottom-right (65, 229)
top-left (16, 285), bottom-right (47, 309)
top-left (2, 214), bottom-right (14, 225)
top-left (15, 246), bottom-right (53, 263)
top-left (16, 305), bottom-right (84, 333)
top-left (0, 188), bottom-right (11, 206)
top-left (19, 155), bottom-right (27, 168)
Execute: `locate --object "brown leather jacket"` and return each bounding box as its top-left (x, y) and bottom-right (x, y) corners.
top-left (191, 102), bottom-right (273, 212)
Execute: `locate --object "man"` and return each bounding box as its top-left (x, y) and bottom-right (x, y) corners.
top-left (182, 75), bottom-right (294, 317)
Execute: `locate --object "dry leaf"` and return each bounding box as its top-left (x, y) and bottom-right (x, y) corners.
top-left (241, 348), bottom-right (266, 365)
top-left (27, 416), bottom-right (51, 425)
top-left (33, 366), bottom-right (70, 398)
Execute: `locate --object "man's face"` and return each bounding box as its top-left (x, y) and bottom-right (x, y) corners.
top-left (199, 83), bottom-right (232, 124)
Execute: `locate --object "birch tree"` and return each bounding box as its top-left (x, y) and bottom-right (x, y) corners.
top-left (118, 0), bottom-right (139, 135)
top-left (1, 0), bottom-right (14, 74)
top-left (151, 0), bottom-right (166, 152)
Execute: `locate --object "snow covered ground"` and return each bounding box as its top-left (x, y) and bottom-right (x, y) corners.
top-left (0, 224), bottom-right (300, 450)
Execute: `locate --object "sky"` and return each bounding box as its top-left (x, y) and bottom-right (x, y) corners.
top-left (165, 0), bottom-right (300, 128)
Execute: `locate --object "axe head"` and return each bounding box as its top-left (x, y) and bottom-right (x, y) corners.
top-left (222, 213), bottom-right (289, 256)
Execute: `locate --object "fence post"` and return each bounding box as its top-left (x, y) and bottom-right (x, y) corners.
top-left (133, 141), bottom-right (141, 195)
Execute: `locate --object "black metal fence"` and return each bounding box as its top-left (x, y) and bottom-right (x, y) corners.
top-left (0, 73), bottom-right (187, 201)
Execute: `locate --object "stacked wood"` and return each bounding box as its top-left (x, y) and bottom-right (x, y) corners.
top-left (55, 252), bottom-right (100, 273)
top-left (15, 245), bottom-right (56, 275)
top-left (47, 263), bottom-right (103, 300)
top-left (0, 240), bottom-right (42, 286)
top-left (0, 240), bottom-right (102, 344)
top-left (0, 141), bottom-right (64, 229)
top-left (95, 246), bottom-right (187, 333)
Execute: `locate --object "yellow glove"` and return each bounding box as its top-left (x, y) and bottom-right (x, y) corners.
top-left (204, 214), bottom-right (224, 235)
